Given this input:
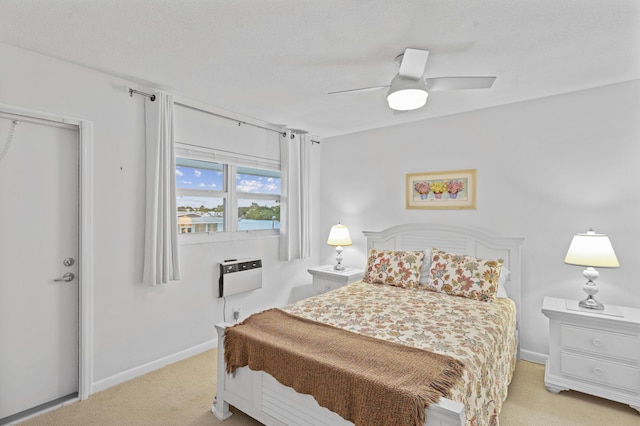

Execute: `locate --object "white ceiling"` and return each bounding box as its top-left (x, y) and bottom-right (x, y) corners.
top-left (1, 1), bottom-right (639, 138)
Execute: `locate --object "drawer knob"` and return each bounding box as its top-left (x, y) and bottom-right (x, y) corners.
top-left (592, 338), bottom-right (602, 347)
top-left (593, 367), bottom-right (603, 376)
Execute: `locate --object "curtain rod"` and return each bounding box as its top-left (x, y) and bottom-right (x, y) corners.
top-left (129, 88), bottom-right (156, 102)
top-left (176, 102), bottom-right (286, 137)
top-left (287, 132), bottom-right (320, 144)
top-left (175, 101), bottom-right (320, 144)
top-left (129, 91), bottom-right (319, 144)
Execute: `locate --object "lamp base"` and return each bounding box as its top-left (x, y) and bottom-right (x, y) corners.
top-left (579, 295), bottom-right (604, 310)
top-left (333, 246), bottom-right (345, 271)
top-left (579, 274), bottom-right (604, 310)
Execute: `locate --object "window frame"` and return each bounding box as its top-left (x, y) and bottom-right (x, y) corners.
top-left (175, 143), bottom-right (281, 244)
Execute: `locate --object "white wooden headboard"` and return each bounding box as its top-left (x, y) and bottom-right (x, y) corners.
top-left (363, 224), bottom-right (525, 356)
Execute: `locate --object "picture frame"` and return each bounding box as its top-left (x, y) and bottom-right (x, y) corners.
top-left (406, 169), bottom-right (476, 210)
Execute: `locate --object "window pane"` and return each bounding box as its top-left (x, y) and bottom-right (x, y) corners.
top-left (177, 196), bottom-right (224, 233)
top-left (176, 158), bottom-right (224, 191)
top-left (236, 166), bottom-right (280, 195)
top-left (238, 199), bottom-right (280, 230)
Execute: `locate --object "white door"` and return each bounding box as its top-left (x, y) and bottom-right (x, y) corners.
top-left (0, 114), bottom-right (79, 422)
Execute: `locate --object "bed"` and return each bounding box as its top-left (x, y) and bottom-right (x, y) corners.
top-left (212, 224), bottom-right (524, 426)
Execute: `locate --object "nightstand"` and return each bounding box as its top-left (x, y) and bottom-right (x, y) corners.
top-left (541, 296), bottom-right (640, 412)
top-left (307, 265), bottom-right (363, 294)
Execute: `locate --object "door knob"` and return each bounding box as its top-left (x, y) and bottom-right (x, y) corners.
top-left (54, 272), bottom-right (75, 282)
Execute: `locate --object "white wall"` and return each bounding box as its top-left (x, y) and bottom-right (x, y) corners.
top-left (319, 79), bottom-right (640, 359)
top-left (0, 42), bottom-right (320, 389)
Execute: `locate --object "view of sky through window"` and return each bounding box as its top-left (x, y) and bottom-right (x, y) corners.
top-left (176, 161), bottom-right (280, 209)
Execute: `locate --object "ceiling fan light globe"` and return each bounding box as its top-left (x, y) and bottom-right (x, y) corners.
top-left (387, 89), bottom-right (428, 110)
top-left (387, 74), bottom-right (428, 111)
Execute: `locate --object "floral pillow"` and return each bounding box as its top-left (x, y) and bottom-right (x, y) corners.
top-left (427, 248), bottom-right (504, 301)
top-left (363, 249), bottom-right (425, 288)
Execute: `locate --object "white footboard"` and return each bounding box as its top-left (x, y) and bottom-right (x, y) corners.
top-left (212, 323), bottom-right (465, 426)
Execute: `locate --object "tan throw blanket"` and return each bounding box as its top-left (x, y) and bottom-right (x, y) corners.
top-left (224, 308), bottom-right (464, 426)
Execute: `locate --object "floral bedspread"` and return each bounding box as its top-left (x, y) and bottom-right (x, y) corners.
top-left (282, 281), bottom-right (517, 426)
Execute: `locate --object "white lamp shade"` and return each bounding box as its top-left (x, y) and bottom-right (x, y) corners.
top-left (387, 74), bottom-right (428, 111)
top-left (326, 224), bottom-right (352, 246)
top-left (564, 230), bottom-right (620, 268)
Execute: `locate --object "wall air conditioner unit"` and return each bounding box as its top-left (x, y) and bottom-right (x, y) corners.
top-left (218, 258), bottom-right (262, 297)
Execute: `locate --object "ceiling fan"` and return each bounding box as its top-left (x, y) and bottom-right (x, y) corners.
top-left (328, 48), bottom-right (496, 111)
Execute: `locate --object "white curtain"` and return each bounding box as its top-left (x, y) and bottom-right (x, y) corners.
top-left (279, 131), bottom-right (312, 261)
top-left (142, 92), bottom-right (181, 285)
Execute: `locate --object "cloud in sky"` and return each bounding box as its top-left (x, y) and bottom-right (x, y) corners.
top-left (236, 176), bottom-right (280, 194)
top-left (237, 179), bottom-right (263, 192)
top-left (176, 166), bottom-right (279, 194)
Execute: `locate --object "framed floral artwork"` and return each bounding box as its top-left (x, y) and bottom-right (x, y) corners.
top-left (406, 169), bottom-right (476, 209)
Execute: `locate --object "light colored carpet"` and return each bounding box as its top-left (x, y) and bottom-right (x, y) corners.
top-left (17, 350), bottom-right (639, 425)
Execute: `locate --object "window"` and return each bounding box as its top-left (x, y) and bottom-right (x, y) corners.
top-left (236, 166), bottom-right (281, 231)
top-left (176, 157), bottom-right (226, 234)
top-left (175, 146), bottom-right (280, 240)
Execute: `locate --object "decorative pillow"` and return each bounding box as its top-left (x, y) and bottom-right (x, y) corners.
top-left (418, 248), bottom-right (433, 285)
top-left (363, 249), bottom-right (425, 288)
top-left (427, 248), bottom-right (504, 301)
top-left (496, 266), bottom-right (510, 298)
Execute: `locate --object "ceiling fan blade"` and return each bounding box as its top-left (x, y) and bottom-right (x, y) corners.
top-left (328, 85), bottom-right (389, 95)
top-left (425, 76), bottom-right (496, 91)
top-left (398, 48), bottom-right (429, 79)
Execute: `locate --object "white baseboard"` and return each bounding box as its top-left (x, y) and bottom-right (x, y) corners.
top-left (520, 349), bottom-right (548, 365)
top-left (91, 339), bottom-right (217, 394)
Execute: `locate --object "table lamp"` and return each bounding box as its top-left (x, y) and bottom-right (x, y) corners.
top-left (326, 223), bottom-right (352, 270)
top-left (564, 229), bottom-right (620, 310)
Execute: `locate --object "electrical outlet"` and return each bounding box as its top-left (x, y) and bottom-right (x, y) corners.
top-left (232, 307), bottom-right (241, 321)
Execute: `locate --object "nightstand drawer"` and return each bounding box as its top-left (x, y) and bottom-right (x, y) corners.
top-left (561, 352), bottom-right (640, 392)
top-left (561, 324), bottom-right (639, 361)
